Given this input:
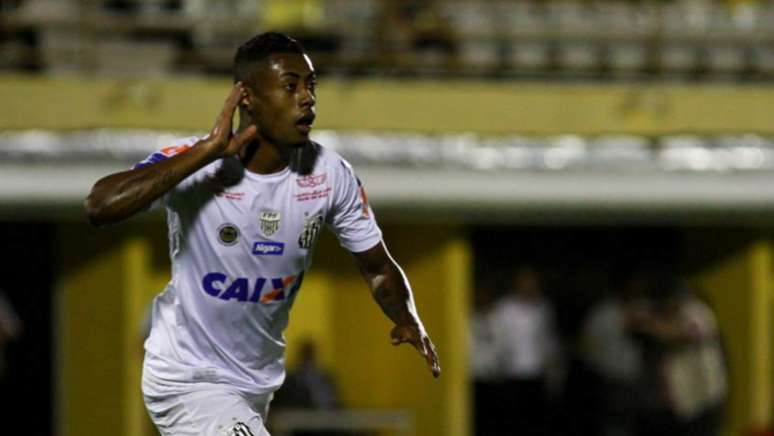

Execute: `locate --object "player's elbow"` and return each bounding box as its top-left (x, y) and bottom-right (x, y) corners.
top-left (84, 191), bottom-right (110, 227)
top-left (84, 196), bottom-right (103, 227)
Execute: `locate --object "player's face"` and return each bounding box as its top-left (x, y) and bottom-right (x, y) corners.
top-left (247, 53), bottom-right (317, 148)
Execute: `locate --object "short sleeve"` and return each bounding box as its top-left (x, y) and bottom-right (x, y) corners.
top-left (327, 159), bottom-right (382, 253)
top-left (132, 136), bottom-right (199, 211)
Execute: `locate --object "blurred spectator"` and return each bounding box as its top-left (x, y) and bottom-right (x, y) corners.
top-left (0, 289), bottom-right (22, 423)
top-left (262, 0), bottom-right (340, 55)
top-left (469, 273), bottom-right (500, 436)
top-left (274, 340), bottom-right (340, 410)
top-left (103, 0), bottom-right (182, 14)
top-left (581, 268), bottom-right (651, 436)
top-left (490, 266), bottom-right (560, 436)
top-left (0, 290), bottom-right (22, 380)
top-left (273, 340), bottom-right (342, 436)
top-left (0, 0), bottom-right (24, 11)
top-left (632, 282), bottom-right (727, 436)
top-left (378, 0), bottom-right (456, 67)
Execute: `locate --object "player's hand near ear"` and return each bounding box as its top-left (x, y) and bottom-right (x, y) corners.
top-left (202, 82), bottom-right (258, 159)
top-left (85, 83), bottom-right (258, 227)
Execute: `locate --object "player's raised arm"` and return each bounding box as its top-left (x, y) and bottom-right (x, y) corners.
top-left (352, 241), bottom-right (442, 378)
top-left (84, 83), bottom-right (257, 227)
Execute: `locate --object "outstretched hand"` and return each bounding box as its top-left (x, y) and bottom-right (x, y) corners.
top-left (391, 324), bottom-right (441, 378)
top-left (204, 82), bottom-right (258, 158)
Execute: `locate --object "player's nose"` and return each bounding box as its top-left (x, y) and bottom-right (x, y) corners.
top-left (299, 88), bottom-right (315, 108)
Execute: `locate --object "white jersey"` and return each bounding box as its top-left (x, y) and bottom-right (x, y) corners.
top-left (137, 137), bottom-right (382, 395)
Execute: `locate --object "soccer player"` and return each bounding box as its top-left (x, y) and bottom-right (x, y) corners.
top-left (84, 32), bottom-right (441, 436)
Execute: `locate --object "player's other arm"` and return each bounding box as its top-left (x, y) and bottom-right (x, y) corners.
top-left (352, 241), bottom-right (441, 378)
top-left (84, 83), bottom-right (257, 227)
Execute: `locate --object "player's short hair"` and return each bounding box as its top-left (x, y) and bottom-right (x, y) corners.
top-left (233, 32), bottom-right (306, 88)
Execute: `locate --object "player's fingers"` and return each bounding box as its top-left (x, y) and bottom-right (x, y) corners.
top-left (417, 341), bottom-right (440, 378)
top-left (417, 338), bottom-right (432, 366)
top-left (392, 328), bottom-right (440, 377)
top-left (215, 83), bottom-right (244, 131)
top-left (411, 332), bottom-right (430, 357)
top-left (400, 331), bottom-right (431, 364)
top-left (391, 328), bottom-right (410, 346)
top-left (391, 326), bottom-right (418, 348)
top-left (424, 337), bottom-right (441, 378)
top-left (223, 82), bottom-right (244, 114)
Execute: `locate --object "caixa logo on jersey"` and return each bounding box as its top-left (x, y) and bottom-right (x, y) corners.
top-left (201, 272), bottom-right (304, 303)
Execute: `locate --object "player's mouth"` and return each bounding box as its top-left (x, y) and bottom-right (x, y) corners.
top-left (296, 113), bottom-right (315, 134)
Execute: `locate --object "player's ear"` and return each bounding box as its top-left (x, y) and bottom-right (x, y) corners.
top-left (240, 98), bottom-right (251, 113)
top-left (239, 88), bottom-right (253, 113)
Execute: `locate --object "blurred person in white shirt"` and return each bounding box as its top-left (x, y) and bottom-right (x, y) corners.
top-left (581, 267), bottom-right (652, 436)
top-left (469, 273), bottom-right (501, 435)
top-left (632, 281), bottom-right (726, 436)
top-left (0, 290), bottom-right (22, 380)
top-left (490, 266), bottom-right (560, 436)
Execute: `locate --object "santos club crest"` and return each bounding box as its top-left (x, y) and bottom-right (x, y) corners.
top-left (259, 209), bottom-right (281, 237)
top-left (298, 214), bottom-right (323, 249)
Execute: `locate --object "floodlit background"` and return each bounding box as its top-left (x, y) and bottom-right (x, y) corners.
top-left (0, 0), bottom-right (773, 435)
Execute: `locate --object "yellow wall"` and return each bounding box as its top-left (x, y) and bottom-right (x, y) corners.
top-left (58, 224), bottom-right (129, 436)
top-left (57, 221), bottom-right (471, 436)
top-left (692, 241), bottom-right (773, 436)
top-left (58, 223), bottom-right (165, 436)
top-left (4, 74), bottom-right (774, 135)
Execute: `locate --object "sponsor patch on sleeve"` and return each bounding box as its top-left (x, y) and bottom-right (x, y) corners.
top-left (133, 144), bottom-right (192, 169)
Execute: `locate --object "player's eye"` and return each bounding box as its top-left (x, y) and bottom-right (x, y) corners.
top-left (308, 82), bottom-right (317, 93)
top-left (284, 83), bottom-right (297, 92)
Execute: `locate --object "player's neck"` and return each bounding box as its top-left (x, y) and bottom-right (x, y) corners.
top-left (237, 115), bottom-right (289, 175)
top-left (242, 137), bottom-right (289, 175)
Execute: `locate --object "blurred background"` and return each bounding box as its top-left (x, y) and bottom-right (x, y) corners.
top-left (1, 0), bottom-right (773, 435)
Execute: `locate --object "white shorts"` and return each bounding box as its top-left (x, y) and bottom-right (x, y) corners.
top-left (142, 369), bottom-right (272, 436)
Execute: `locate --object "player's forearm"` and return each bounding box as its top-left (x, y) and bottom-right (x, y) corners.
top-left (85, 142), bottom-right (217, 226)
top-left (370, 263), bottom-right (423, 328)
